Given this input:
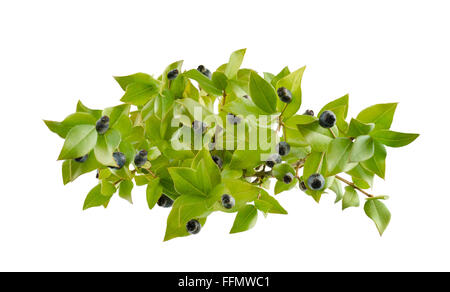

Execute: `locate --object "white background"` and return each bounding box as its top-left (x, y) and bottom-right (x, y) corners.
top-left (0, 0), bottom-right (449, 272)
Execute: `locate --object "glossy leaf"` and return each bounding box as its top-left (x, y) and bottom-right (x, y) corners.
top-left (370, 130), bottom-right (419, 147)
top-left (342, 186), bottom-right (360, 210)
top-left (364, 199), bottom-right (391, 236)
top-left (230, 205), bottom-right (258, 234)
top-left (249, 71), bottom-right (278, 114)
top-left (58, 125), bottom-right (98, 160)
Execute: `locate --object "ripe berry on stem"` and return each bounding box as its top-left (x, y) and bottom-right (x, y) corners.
top-left (186, 219), bottom-right (201, 235)
top-left (276, 142), bottom-right (291, 156)
top-left (319, 110), bottom-right (336, 128)
top-left (265, 154), bottom-right (282, 168)
top-left (157, 194), bottom-right (174, 208)
top-left (167, 69), bottom-right (179, 80)
top-left (277, 87), bottom-right (292, 103)
top-left (134, 150), bottom-right (148, 167)
top-left (307, 173), bottom-right (325, 190)
top-left (96, 116), bottom-right (110, 134)
top-left (221, 194), bottom-right (235, 209)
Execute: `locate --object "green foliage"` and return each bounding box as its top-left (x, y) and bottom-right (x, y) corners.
top-left (45, 49), bottom-right (418, 240)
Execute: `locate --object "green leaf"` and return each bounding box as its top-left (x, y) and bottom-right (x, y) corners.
top-left (146, 178), bottom-right (163, 209)
top-left (62, 152), bottom-right (100, 185)
top-left (119, 180), bottom-right (134, 204)
top-left (229, 150), bottom-right (264, 170)
top-left (102, 104), bottom-right (131, 130)
top-left (223, 178), bottom-right (261, 208)
top-left (249, 71), bottom-right (278, 114)
top-left (168, 167), bottom-right (208, 197)
top-left (120, 82), bottom-right (159, 106)
top-left (164, 195), bottom-right (211, 241)
top-left (342, 186), bottom-right (360, 210)
top-left (361, 141), bottom-right (387, 179)
top-left (211, 71), bottom-right (228, 91)
top-left (83, 184), bottom-right (113, 210)
top-left (326, 138), bottom-right (356, 176)
top-left (364, 199), bottom-right (391, 236)
top-left (101, 180), bottom-right (117, 197)
top-left (297, 121), bottom-right (334, 152)
top-left (370, 130), bottom-right (419, 147)
top-left (114, 73), bottom-right (159, 91)
top-left (270, 66), bottom-right (290, 88)
top-left (274, 179), bottom-right (297, 195)
top-left (224, 48), bottom-right (246, 79)
top-left (276, 66), bottom-right (306, 119)
top-left (349, 135), bottom-right (375, 162)
top-left (230, 205), bottom-right (258, 234)
top-left (58, 125), bottom-right (98, 160)
top-left (223, 96), bottom-right (268, 117)
top-left (347, 118), bottom-right (375, 137)
top-left (347, 164), bottom-right (374, 189)
top-left (191, 149), bottom-right (222, 190)
top-left (76, 100), bottom-right (102, 119)
top-left (44, 112), bottom-right (97, 139)
top-left (329, 180), bottom-right (344, 203)
top-left (94, 129), bottom-right (121, 166)
top-left (184, 69), bottom-right (222, 96)
top-left (254, 189), bottom-right (288, 214)
top-left (357, 103), bottom-right (397, 130)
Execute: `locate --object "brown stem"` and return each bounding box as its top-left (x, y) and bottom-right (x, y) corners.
top-left (335, 175), bottom-right (374, 198)
top-left (329, 128), bottom-right (337, 139)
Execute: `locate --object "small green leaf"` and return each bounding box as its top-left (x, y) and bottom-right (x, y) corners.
top-left (347, 164), bottom-right (374, 189)
top-left (357, 103), bottom-right (397, 130)
top-left (326, 138), bottom-right (356, 176)
top-left (349, 135), bottom-right (375, 162)
top-left (230, 205), bottom-right (258, 234)
top-left (224, 48), bottom-right (246, 79)
top-left (249, 71), bottom-right (278, 114)
top-left (270, 66), bottom-right (290, 88)
top-left (146, 178), bottom-right (163, 210)
top-left (184, 69), bottom-right (222, 96)
top-left (342, 186), bottom-right (360, 210)
top-left (83, 184), bottom-right (113, 210)
top-left (120, 82), bottom-right (159, 106)
top-left (76, 100), bottom-right (102, 119)
top-left (58, 125), bottom-right (98, 160)
top-left (114, 73), bottom-right (159, 91)
top-left (119, 180), bottom-right (134, 204)
top-left (274, 179), bottom-right (297, 195)
top-left (229, 150), bottom-right (264, 170)
top-left (101, 180), bottom-right (117, 197)
top-left (361, 141), bottom-right (387, 179)
top-left (94, 129), bottom-right (121, 166)
top-left (297, 121), bottom-right (334, 152)
top-left (370, 130), bottom-right (419, 147)
top-left (168, 167), bottom-right (208, 197)
top-left (164, 195), bottom-right (211, 241)
top-left (62, 152), bottom-right (100, 185)
top-left (254, 189), bottom-right (288, 214)
top-left (347, 118), bottom-right (375, 137)
top-left (329, 180), bottom-right (344, 203)
top-left (364, 199), bottom-right (391, 236)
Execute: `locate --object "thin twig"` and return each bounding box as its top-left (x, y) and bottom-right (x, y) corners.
top-left (335, 175), bottom-right (374, 198)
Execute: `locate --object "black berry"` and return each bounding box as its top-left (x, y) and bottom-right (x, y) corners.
top-left (111, 152), bottom-right (126, 169)
top-left (74, 154), bottom-right (88, 163)
top-left (221, 194), bottom-right (235, 209)
top-left (227, 113), bottom-right (241, 125)
top-left (277, 87), bottom-right (292, 103)
top-left (283, 173), bottom-right (294, 184)
top-left (265, 154), bottom-right (282, 168)
top-left (303, 109), bottom-right (314, 116)
top-left (307, 173), bottom-right (325, 191)
top-left (167, 69), bottom-right (179, 80)
top-left (95, 115), bottom-right (109, 134)
top-left (157, 194), bottom-right (174, 208)
top-left (276, 142), bottom-right (291, 156)
top-left (192, 120), bottom-right (207, 134)
top-left (134, 149), bottom-right (148, 167)
top-left (299, 180), bottom-right (307, 191)
top-left (243, 95), bottom-right (249, 99)
top-left (319, 110), bottom-right (336, 128)
top-left (197, 65), bottom-right (212, 79)
top-left (186, 219), bottom-right (201, 235)
top-left (211, 155), bottom-right (223, 169)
